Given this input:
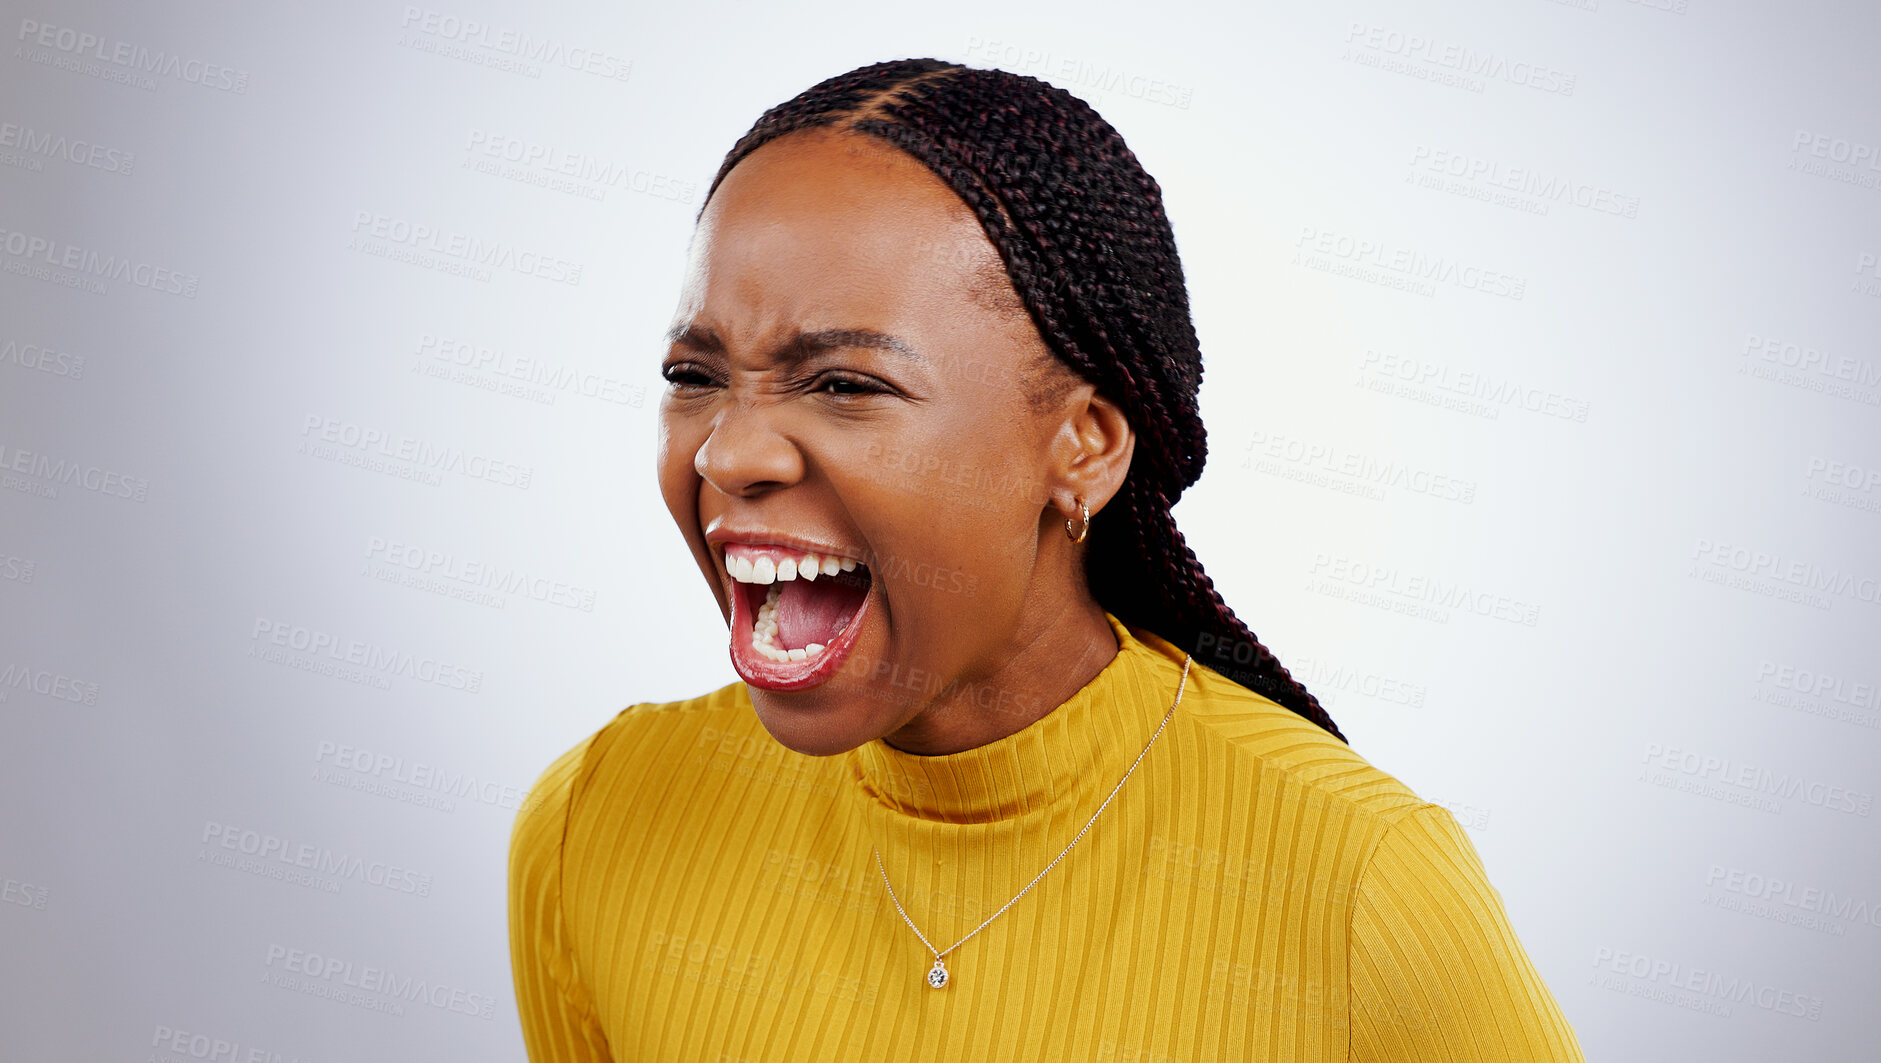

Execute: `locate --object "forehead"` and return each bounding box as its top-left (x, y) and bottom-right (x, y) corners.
top-left (708, 127), bottom-right (974, 239)
top-left (685, 129), bottom-right (1013, 320)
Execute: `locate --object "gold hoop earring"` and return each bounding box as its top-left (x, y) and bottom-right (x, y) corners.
top-left (1065, 496), bottom-right (1090, 544)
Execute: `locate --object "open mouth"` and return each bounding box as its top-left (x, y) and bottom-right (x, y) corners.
top-left (724, 543), bottom-right (874, 690)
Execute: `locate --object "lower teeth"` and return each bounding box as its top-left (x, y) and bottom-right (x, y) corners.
top-left (749, 582), bottom-right (828, 664)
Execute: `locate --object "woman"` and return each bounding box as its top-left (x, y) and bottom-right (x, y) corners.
top-left (510, 58), bottom-right (1585, 1061)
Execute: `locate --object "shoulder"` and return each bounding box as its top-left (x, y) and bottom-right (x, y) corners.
top-left (1346, 797), bottom-right (1587, 1058)
top-left (511, 681), bottom-right (760, 856)
top-left (1175, 655), bottom-right (1429, 834)
top-left (1173, 665), bottom-right (1585, 1056)
top-left (582, 680), bottom-right (759, 784)
top-left (1147, 648), bottom-right (1471, 926)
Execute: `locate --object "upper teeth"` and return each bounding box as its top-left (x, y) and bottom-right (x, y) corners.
top-left (727, 547), bottom-right (860, 585)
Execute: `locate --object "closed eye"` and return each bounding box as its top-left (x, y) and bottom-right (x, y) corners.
top-left (812, 371), bottom-right (890, 397)
top-left (658, 363), bottom-right (896, 400)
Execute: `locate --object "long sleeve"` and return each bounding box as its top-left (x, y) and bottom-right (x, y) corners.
top-left (509, 735), bottom-right (613, 1062)
top-left (1347, 804), bottom-right (1585, 1062)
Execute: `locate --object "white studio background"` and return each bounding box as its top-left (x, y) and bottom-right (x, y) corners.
top-left (1, 0), bottom-right (1876, 1059)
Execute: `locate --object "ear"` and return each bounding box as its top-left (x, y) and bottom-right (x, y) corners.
top-left (1046, 384), bottom-right (1135, 523)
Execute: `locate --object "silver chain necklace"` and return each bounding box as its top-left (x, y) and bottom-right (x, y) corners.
top-left (872, 654), bottom-right (1193, 990)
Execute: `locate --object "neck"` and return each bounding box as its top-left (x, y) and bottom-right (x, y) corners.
top-left (879, 598), bottom-right (1118, 756)
top-left (845, 611), bottom-right (1187, 824)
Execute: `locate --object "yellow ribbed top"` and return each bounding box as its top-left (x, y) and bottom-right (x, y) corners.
top-left (510, 613), bottom-right (1585, 1061)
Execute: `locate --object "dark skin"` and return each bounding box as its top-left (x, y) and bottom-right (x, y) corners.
top-left (657, 127), bottom-right (1136, 758)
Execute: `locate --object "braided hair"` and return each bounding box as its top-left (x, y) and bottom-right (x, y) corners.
top-left (698, 58), bottom-right (1347, 743)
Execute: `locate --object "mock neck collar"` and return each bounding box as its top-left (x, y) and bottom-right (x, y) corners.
top-left (842, 612), bottom-right (1193, 824)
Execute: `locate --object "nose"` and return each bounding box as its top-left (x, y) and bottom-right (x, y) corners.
top-left (694, 400), bottom-right (805, 498)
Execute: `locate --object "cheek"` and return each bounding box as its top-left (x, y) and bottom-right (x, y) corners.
top-left (895, 423), bottom-right (1046, 535)
top-left (656, 415), bottom-right (702, 516)
top-left (839, 467), bottom-right (1034, 610)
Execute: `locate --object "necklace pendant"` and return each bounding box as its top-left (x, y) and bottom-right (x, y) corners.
top-left (926, 957), bottom-right (949, 989)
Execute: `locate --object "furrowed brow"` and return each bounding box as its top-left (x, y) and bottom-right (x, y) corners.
top-left (665, 325), bottom-right (925, 365)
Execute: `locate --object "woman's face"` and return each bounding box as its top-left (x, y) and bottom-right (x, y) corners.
top-left (657, 127), bottom-right (1131, 757)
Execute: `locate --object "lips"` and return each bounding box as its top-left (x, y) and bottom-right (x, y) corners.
top-left (726, 561), bottom-right (874, 692)
top-left (712, 536), bottom-right (874, 692)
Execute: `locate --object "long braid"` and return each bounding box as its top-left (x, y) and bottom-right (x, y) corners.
top-left (700, 59), bottom-right (1347, 743)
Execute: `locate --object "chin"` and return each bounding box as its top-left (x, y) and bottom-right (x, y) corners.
top-left (748, 690), bottom-right (895, 758)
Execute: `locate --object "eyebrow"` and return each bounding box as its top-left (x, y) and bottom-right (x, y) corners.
top-left (664, 324), bottom-right (926, 366)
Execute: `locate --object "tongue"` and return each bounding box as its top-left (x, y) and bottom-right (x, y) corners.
top-left (775, 572), bottom-right (869, 651)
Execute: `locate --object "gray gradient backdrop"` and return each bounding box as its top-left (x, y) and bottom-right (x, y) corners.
top-left (2, 0), bottom-right (1878, 1059)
